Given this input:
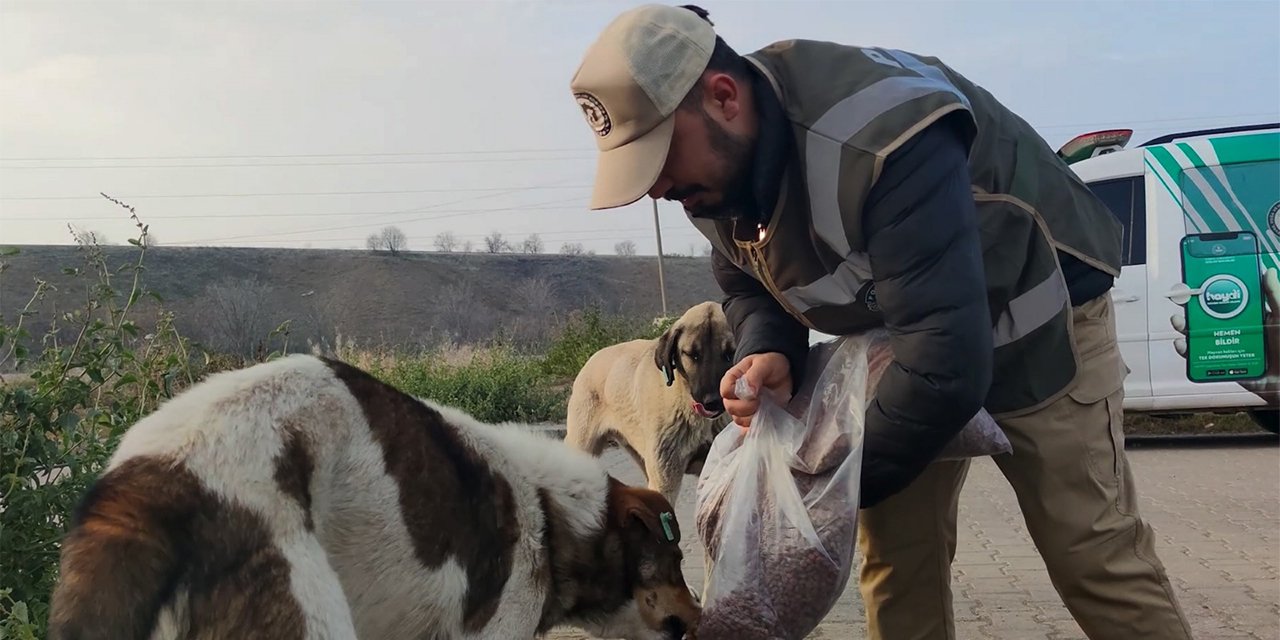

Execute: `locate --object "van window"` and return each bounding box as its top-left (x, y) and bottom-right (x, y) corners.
top-left (1177, 159), bottom-right (1280, 274)
top-left (1088, 176), bottom-right (1146, 266)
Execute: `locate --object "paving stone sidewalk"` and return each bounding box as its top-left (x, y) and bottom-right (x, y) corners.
top-left (544, 443), bottom-right (1279, 639)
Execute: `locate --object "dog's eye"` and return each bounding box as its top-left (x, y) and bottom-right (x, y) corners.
top-left (685, 350), bottom-right (699, 362)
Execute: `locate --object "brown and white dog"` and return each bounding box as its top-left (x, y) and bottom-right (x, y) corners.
top-left (46, 354), bottom-right (701, 640)
top-left (565, 302), bottom-right (734, 503)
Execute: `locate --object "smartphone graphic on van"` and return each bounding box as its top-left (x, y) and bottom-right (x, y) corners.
top-left (1179, 231), bottom-right (1267, 383)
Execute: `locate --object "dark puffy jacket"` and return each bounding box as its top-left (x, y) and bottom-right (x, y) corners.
top-left (696, 40), bottom-right (1120, 508)
top-left (714, 118), bottom-right (994, 508)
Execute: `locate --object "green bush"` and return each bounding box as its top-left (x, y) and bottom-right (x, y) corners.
top-left (0, 206), bottom-right (212, 638)
top-left (538, 307), bottom-right (674, 381)
top-left (340, 306), bottom-right (678, 426)
top-left (362, 345), bottom-right (567, 424)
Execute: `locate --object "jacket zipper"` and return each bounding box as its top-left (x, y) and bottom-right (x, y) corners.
top-left (744, 225), bottom-right (818, 331)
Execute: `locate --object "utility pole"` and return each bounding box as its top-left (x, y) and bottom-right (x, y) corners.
top-left (652, 198), bottom-right (668, 317)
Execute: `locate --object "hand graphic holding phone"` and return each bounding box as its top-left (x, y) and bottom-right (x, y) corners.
top-left (1171, 259), bottom-right (1280, 405)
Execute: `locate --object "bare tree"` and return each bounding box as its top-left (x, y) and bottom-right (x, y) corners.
top-left (434, 231), bottom-right (458, 252)
top-left (560, 242), bottom-right (586, 255)
top-left (296, 290), bottom-right (339, 348)
top-left (484, 231), bottom-right (510, 254)
top-left (367, 226), bottom-right (408, 255)
top-left (509, 276), bottom-right (559, 346)
top-left (463, 240), bottom-right (475, 252)
top-left (516, 276), bottom-right (558, 312)
top-left (700, 244), bottom-right (713, 256)
top-left (521, 233), bottom-right (544, 254)
top-left (384, 226), bottom-right (408, 254)
top-left (436, 282), bottom-right (493, 342)
top-left (197, 277), bottom-right (278, 357)
top-left (614, 240), bottom-right (637, 256)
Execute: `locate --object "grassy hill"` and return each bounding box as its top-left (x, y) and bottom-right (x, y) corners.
top-left (0, 243), bottom-right (724, 367)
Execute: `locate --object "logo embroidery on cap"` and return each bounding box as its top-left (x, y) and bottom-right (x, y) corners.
top-left (1268, 201), bottom-right (1279, 237)
top-left (575, 92), bottom-right (611, 137)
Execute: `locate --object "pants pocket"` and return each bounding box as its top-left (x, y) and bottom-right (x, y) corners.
top-left (1066, 297), bottom-right (1129, 505)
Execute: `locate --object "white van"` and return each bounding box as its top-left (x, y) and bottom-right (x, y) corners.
top-left (811, 122), bottom-right (1280, 433)
top-left (1063, 123), bottom-right (1278, 433)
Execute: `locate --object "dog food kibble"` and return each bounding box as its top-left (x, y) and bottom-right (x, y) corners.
top-left (696, 464), bottom-right (858, 639)
top-left (695, 331), bottom-right (1011, 640)
top-left (695, 336), bottom-right (872, 640)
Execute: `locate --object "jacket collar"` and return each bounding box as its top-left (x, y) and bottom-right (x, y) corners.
top-left (743, 61), bottom-right (792, 228)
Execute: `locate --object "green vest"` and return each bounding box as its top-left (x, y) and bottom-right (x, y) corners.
top-left (690, 39), bottom-right (1124, 417)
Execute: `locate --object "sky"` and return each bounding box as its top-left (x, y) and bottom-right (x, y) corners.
top-left (1, 0), bottom-right (1278, 256)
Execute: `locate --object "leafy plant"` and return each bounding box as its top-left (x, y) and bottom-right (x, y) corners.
top-left (368, 345), bottom-right (566, 424)
top-left (0, 196), bottom-right (204, 637)
top-left (538, 307), bottom-right (672, 380)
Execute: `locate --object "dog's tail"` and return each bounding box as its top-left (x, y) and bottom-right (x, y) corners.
top-left (47, 458), bottom-right (189, 640)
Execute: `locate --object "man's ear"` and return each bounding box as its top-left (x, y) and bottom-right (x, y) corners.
top-left (707, 73), bottom-right (742, 121)
top-left (653, 326), bottom-right (681, 387)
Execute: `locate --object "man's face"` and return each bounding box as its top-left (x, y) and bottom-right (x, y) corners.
top-left (647, 74), bottom-right (757, 220)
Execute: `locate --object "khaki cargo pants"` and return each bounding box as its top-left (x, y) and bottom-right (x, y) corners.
top-left (856, 294), bottom-right (1195, 640)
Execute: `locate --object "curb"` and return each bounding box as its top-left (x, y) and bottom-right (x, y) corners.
top-left (1123, 432), bottom-right (1279, 448)
top-left (527, 425), bottom-right (1278, 450)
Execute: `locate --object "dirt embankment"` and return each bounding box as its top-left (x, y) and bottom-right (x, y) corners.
top-left (0, 245), bottom-right (725, 364)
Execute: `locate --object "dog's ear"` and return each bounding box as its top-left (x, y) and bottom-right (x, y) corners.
top-left (608, 478), bottom-right (680, 544)
top-left (653, 325), bottom-right (681, 387)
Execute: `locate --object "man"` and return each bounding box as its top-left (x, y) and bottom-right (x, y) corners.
top-left (568, 4), bottom-right (1194, 640)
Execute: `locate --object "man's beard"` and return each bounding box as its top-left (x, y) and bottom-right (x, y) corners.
top-left (678, 109), bottom-right (756, 221)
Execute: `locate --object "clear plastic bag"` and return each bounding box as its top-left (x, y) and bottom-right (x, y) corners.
top-left (857, 329), bottom-right (1011, 461)
top-left (694, 334), bottom-right (868, 639)
top-left (693, 330), bottom-right (1011, 639)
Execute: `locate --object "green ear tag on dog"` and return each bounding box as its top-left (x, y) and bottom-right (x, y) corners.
top-left (659, 512), bottom-right (676, 542)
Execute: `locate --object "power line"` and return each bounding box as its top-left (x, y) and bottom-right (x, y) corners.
top-left (0, 201), bottom-right (585, 222)
top-left (2, 112), bottom-right (1272, 165)
top-left (167, 178), bottom-right (581, 242)
top-left (0, 155), bottom-right (595, 170)
top-left (172, 194), bottom-right (585, 244)
top-left (0, 147), bottom-right (595, 162)
top-left (0, 184), bottom-right (593, 201)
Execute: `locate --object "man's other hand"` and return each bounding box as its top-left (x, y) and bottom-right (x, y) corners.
top-left (720, 352), bottom-right (794, 429)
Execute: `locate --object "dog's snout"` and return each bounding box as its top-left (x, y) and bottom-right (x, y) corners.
top-left (701, 397), bottom-right (724, 413)
top-left (662, 615), bottom-right (688, 639)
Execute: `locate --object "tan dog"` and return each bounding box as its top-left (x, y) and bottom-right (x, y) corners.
top-left (47, 354), bottom-right (701, 640)
top-left (565, 301), bottom-right (735, 503)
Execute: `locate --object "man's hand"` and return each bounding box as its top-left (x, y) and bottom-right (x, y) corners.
top-left (720, 352), bottom-right (794, 429)
top-left (1170, 266), bottom-right (1280, 404)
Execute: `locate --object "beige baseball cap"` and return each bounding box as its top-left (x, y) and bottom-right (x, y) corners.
top-left (570, 4), bottom-right (716, 210)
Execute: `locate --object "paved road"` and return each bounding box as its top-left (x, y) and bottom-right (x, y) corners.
top-left (544, 443), bottom-right (1279, 639)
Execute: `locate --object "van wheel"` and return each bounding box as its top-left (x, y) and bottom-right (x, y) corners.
top-left (1248, 409), bottom-right (1279, 434)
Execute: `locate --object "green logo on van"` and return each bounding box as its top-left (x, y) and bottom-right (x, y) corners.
top-left (1199, 274), bottom-right (1249, 319)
